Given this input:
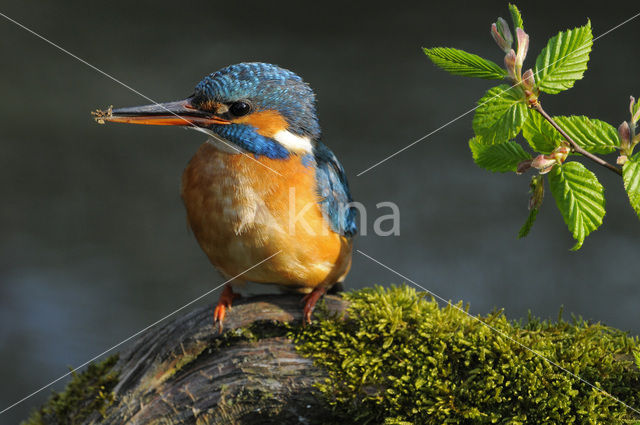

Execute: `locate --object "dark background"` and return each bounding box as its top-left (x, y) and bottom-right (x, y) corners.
top-left (1, 0), bottom-right (639, 422)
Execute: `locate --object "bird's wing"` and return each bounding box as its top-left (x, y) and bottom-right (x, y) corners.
top-left (313, 141), bottom-right (358, 237)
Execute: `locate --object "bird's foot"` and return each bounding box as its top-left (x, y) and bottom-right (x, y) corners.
top-left (301, 286), bottom-right (328, 325)
top-left (213, 284), bottom-right (241, 333)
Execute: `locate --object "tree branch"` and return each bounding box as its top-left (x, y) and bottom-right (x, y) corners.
top-left (532, 102), bottom-right (622, 176)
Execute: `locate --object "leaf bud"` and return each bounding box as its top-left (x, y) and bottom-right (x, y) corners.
top-left (515, 28), bottom-right (529, 69)
top-left (528, 175), bottom-right (544, 210)
top-left (619, 121), bottom-right (631, 154)
top-left (522, 69), bottom-right (535, 91)
top-left (491, 18), bottom-right (513, 53)
top-left (551, 145), bottom-right (569, 163)
top-left (504, 49), bottom-right (517, 81)
top-left (516, 159), bottom-right (533, 174)
top-left (531, 154), bottom-right (556, 174)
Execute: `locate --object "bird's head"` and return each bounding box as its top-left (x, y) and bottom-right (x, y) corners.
top-left (97, 63), bottom-right (320, 159)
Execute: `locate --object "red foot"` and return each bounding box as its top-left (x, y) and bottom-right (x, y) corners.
top-left (213, 285), bottom-right (241, 333)
top-left (301, 286), bottom-right (328, 325)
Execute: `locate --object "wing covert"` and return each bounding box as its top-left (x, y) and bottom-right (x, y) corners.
top-left (313, 141), bottom-right (357, 237)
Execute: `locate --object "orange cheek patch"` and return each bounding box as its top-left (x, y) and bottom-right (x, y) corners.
top-left (232, 110), bottom-right (288, 138)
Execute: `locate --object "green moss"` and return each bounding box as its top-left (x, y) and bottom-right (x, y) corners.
top-left (217, 320), bottom-right (291, 346)
top-left (22, 355), bottom-right (119, 425)
top-left (293, 285), bottom-right (640, 424)
top-left (245, 320), bottom-right (292, 340)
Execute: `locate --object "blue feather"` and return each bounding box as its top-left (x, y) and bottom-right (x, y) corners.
top-left (313, 141), bottom-right (358, 237)
top-left (212, 124), bottom-right (290, 159)
top-left (194, 63), bottom-right (321, 139)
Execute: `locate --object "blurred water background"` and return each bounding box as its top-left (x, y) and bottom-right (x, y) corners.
top-left (1, 1), bottom-right (639, 422)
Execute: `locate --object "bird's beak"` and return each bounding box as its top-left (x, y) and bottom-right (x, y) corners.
top-left (92, 97), bottom-right (230, 126)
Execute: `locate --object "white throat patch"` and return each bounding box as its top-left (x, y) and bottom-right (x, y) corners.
top-left (189, 126), bottom-right (313, 155)
top-left (273, 130), bottom-right (313, 154)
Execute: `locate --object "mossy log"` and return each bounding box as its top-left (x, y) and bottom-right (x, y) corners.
top-left (26, 285), bottom-right (640, 425)
top-left (35, 294), bottom-right (348, 425)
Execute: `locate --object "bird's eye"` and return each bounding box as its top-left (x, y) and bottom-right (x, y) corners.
top-left (229, 101), bottom-right (252, 117)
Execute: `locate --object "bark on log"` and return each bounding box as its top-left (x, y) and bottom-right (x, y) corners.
top-left (85, 294), bottom-right (347, 425)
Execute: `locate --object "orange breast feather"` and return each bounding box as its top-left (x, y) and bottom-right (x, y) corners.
top-left (181, 141), bottom-right (352, 292)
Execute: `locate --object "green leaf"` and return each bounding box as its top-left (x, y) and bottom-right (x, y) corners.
top-left (509, 3), bottom-right (524, 30)
top-left (622, 153), bottom-right (640, 220)
top-left (518, 208), bottom-right (538, 239)
top-left (534, 21), bottom-right (592, 94)
top-left (469, 137), bottom-right (531, 172)
top-left (522, 113), bottom-right (617, 155)
top-left (548, 162), bottom-right (605, 250)
top-left (632, 97), bottom-right (640, 124)
top-left (553, 116), bottom-right (619, 154)
top-left (522, 109), bottom-right (562, 153)
top-left (423, 47), bottom-right (506, 79)
top-left (473, 85), bottom-right (527, 143)
top-left (633, 98), bottom-right (640, 115)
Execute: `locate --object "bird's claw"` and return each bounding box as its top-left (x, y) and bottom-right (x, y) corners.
top-left (213, 303), bottom-right (227, 333)
top-left (213, 285), bottom-right (240, 333)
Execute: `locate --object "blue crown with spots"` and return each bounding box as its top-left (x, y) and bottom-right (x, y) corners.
top-left (193, 63), bottom-right (321, 139)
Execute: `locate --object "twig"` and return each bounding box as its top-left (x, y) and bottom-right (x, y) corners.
top-left (532, 102), bottom-right (622, 176)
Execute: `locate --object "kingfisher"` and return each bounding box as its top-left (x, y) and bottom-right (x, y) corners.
top-left (95, 62), bottom-right (357, 331)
